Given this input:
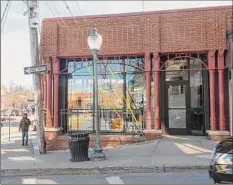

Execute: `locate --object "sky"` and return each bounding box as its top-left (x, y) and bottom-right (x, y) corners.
top-left (1, 1), bottom-right (232, 87)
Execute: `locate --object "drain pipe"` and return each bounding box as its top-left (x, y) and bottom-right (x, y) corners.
top-left (230, 69), bottom-right (233, 137)
top-left (227, 30), bottom-right (233, 137)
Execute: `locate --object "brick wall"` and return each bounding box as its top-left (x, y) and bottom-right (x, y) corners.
top-left (40, 6), bottom-right (232, 62)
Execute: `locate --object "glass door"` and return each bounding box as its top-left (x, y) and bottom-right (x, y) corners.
top-left (165, 81), bottom-right (189, 135)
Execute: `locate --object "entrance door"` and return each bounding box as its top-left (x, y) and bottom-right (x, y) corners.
top-left (165, 82), bottom-right (190, 135)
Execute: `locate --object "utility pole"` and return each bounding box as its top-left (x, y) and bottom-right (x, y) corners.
top-left (26, 0), bottom-right (46, 154)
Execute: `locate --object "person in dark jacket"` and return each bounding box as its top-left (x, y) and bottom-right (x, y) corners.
top-left (19, 113), bottom-right (31, 146)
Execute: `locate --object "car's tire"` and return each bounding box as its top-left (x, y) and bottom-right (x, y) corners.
top-left (213, 179), bottom-right (221, 184)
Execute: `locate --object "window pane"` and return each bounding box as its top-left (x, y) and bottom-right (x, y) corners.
top-left (169, 109), bottom-right (186, 128)
top-left (165, 60), bottom-right (188, 81)
top-left (190, 60), bottom-right (203, 108)
top-left (168, 85), bottom-right (186, 108)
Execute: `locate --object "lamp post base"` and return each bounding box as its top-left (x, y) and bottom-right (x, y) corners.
top-left (91, 149), bottom-right (107, 161)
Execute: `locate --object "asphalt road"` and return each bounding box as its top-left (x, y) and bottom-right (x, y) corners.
top-left (1, 172), bottom-right (214, 184)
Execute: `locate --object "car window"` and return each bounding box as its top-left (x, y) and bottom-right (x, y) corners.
top-left (216, 139), bottom-right (233, 153)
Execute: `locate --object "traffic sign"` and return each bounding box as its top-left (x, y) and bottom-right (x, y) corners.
top-left (24, 65), bottom-right (47, 75)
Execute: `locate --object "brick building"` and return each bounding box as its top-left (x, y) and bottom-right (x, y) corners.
top-left (40, 6), bottom-right (233, 150)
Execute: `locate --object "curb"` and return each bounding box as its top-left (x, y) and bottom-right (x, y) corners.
top-left (1, 165), bottom-right (209, 177)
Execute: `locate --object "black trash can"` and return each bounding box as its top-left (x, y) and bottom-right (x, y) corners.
top-left (68, 132), bottom-right (90, 162)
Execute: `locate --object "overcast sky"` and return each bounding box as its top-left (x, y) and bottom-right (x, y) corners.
top-left (1, 1), bottom-right (232, 87)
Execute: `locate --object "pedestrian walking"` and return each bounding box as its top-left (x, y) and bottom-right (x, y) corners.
top-left (19, 113), bottom-right (31, 146)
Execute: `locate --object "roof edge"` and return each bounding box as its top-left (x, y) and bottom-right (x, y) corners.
top-left (42, 5), bottom-right (232, 23)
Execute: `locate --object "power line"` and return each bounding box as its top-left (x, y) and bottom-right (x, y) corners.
top-left (21, 0), bottom-right (27, 5)
top-left (50, 2), bottom-right (66, 25)
top-left (44, 1), bottom-right (56, 18)
top-left (1, 0), bottom-right (12, 32)
top-left (1, 0), bottom-right (10, 23)
top-left (75, 2), bottom-right (87, 24)
top-left (44, 1), bottom-right (67, 27)
top-left (63, 0), bottom-right (78, 24)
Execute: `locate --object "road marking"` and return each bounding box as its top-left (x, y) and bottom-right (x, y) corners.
top-left (22, 178), bottom-right (36, 184)
top-left (106, 176), bottom-right (125, 184)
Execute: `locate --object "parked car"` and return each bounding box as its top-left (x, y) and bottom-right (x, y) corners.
top-left (209, 136), bottom-right (233, 184)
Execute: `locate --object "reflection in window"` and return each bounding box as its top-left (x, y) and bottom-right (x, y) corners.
top-left (168, 85), bottom-right (186, 108)
top-left (190, 60), bottom-right (203, 108)
top-left (165, 60), bottom-right (188, 81)
top-left (66, 57), bottom-right (145, 131)
top-left (78, 97), bottom-right (82, 108)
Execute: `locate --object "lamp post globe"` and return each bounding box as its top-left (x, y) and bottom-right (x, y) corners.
top-left (88, 28), bottom-right (102, 51)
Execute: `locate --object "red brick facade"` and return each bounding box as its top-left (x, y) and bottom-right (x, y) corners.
top-left (40, 6), bottom-right (232, 62)
top-left (40, 6), bottom-right (233, 150)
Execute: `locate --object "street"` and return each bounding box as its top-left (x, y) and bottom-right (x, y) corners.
top-left (1, 172), bottom-right (213, 184)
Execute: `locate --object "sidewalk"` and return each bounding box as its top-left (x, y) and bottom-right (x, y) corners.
top-left (1, 131), bottom-right (216, 177)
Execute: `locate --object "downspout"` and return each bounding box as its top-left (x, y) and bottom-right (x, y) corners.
top-left (51, 58), bottom-right (54, 127)
top-left (227, 30), bottom-right (233, 136)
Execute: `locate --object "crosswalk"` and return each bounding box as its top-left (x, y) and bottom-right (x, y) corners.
top-left (3, 176), bottom-right (126, 184)
top-left (22, 178), bottom-right (36, 184)
top-left (106, 176), bottom-right (125, 184)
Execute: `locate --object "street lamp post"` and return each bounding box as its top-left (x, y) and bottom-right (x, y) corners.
top-left (88, 28), bottom-right (107, 161)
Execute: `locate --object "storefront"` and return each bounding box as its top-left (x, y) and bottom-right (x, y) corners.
top-left (40, 6), bottom-right (233, 150)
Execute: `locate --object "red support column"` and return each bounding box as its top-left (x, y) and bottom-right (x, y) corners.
top-left (46, 60), bottom-right (52, 128)
top-left (208, 51), bottom-right (217, 131)
top-left (145, 53), bottom-right (152, 130)
top-left (218, 49), bottom-right (226, 131)
top-left (153, 53), bottom-right (160, 130)
top-left (53, 58), bottom-right (60, 128)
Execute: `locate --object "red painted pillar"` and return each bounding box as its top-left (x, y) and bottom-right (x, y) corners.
top-left (145, 53), bottom-right (152, 130)
top-left (53, 58), bottom-right (60, 128)
top-left (153, 53), bottom-right (160, 130)
top-left (208, 51), bottom-right (217, 131)
top-left (218, 50), bottom-right (226, 131)
top-left (46, 60), bottom-right (52, 128)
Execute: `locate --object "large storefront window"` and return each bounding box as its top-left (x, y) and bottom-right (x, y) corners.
top-left (64, 57), bottom-right (145, 132)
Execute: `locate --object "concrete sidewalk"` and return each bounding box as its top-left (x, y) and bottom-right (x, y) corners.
top-left (1, 133), bottom-right (216, 177)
